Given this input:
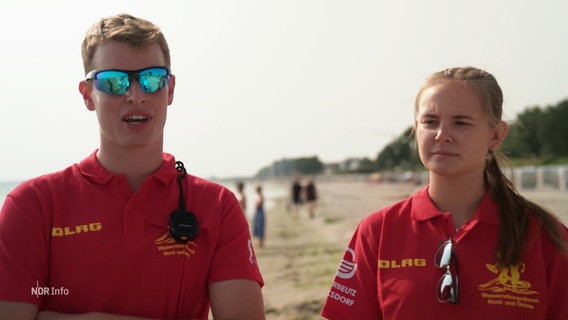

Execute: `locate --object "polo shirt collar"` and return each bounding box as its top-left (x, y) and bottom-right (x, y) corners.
top-left (152, 153), bottom-right (178, 186)
top-left (78, 150), bottom-right (179, 186)
top-left (411, 185), bottom-right (499, 225)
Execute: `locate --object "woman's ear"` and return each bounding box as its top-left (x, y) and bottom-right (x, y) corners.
top-left (79, 81), bottom-right (96, 111)
top-left (490, 120), bottom-right (509, 150)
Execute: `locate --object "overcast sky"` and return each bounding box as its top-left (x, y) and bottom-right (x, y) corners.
top-left (0, 0), bottom-right (567, 181)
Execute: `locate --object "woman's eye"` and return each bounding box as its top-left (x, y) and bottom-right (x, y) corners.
top-left (421, 119), bottom-right (438, 126)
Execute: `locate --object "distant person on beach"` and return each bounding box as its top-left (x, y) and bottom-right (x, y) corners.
top-left (321, 67), bottom-right (568, 319)
top-left (291, 176), bottom-right (303, 215)
top-left (253, 185), bottom-right (266, 248)
top-left (305, 176), bottom-right (318, 219)
top-left (236, 181), bottom-right (247, 214)
top-left (0, 13), bottom-right (265, 319)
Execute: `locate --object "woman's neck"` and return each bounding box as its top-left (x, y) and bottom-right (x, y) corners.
top-left (428, 173), bottom-right (486, 229)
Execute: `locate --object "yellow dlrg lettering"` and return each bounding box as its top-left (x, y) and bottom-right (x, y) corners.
top-left (76, 225), bottom-right (89, 233)
top-left (89, 222), bottom-right (102, 231)
top-left (51, 222), bottom-right (103, 237)
top-left (401, 259), bottom-right (413, 267)
top-left (378, 258), bottom-right (427, 268)
top-left (52, 228), bottom-right (63, 237)
top-left (415, 258), bottom-right (426, 267)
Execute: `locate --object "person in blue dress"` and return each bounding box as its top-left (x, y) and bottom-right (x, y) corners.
top-left (253, 185), bottom-right (266, 248)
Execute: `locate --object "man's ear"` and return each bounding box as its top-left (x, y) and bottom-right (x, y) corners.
top-left (167, 75), bottom-right (176, 106)
top-left (79, 81), bottom-right (96, 111)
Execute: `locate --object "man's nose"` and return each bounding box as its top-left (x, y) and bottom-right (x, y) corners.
top-left (125, 78), bottom-right (146, 103)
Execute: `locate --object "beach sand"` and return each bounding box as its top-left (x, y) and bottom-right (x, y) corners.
top-left (253, 180), bottom-right (568, 320)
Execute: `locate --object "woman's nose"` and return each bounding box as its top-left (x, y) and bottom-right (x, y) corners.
top-left (435, 124), bottom-right (452, 143)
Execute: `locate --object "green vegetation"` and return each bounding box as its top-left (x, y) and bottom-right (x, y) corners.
top-left (256, 98), bottom-right (568, 177)
top-left (358, 98), bottom-right (568, 173)
top-left (501, 99), bottom-right (568, 161)
top-left (256, 156), bottom-right (324, 177)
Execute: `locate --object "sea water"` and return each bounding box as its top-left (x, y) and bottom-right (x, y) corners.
top-left (0, 179), bottom-right (290, 218)
top-left (0, 181), bottom-right (20, 204)
top-left (219, 179), bottom-right (290, 219)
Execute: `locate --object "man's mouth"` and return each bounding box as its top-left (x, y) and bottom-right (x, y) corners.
top-left (123, 115), bottom-right (149, 125)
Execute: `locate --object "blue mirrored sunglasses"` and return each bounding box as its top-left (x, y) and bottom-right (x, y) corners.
top-left (85, 66), bottom-right (171, 95)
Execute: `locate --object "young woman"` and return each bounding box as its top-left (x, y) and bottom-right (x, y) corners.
top-left (321, 66), bottom-right (568, 319)
top-left (236, 181), bottom-right (247, 213)
top-left (305, 176), bottom-right (318, 219)
top-left (253, 185), bottom-right (266, 248)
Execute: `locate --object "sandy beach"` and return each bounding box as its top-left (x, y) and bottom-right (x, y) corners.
top-left (253, 179), bottom-right (568, 320)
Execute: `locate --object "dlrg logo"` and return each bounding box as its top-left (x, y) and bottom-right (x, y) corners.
top-left (31, 281), bottom-right (69, 298)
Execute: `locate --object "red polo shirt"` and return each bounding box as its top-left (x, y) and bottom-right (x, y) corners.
top-left (0, 151), bottom-right (263, 319)
top-left (322, 186), bottom-right (568, 320)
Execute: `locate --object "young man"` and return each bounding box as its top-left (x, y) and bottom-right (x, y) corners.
top-left (0, 14), bottom-right (265, 319)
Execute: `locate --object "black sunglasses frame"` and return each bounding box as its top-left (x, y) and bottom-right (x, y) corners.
top-left (85, 66), bottom-right (171, 95)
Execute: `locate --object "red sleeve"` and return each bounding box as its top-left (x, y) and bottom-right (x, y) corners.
top-left (207, 189), bottom-right (264, 287)
top-left (0, 182), bottom-right (50, 305)
top-left (321, 213), bottom-right (383, 319)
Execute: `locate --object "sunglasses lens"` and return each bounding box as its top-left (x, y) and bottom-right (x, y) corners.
top-left (93, 71), bottom-right (130, 95)
top-left (138, 68), bottom-right (170, 93)
top-left (437, 270), bottom-right (454, 302)
top-left (434, 240), bottom-right (452, 268)
top-left (434, 239), bottom-right (458, 304)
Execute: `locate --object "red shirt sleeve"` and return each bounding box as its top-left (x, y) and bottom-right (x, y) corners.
top-left (0, 181), bottom-right (50, 305)
top-left (321, 213), bottom-right (383, 319)
top-left (207, 188), bottom-right (264, 286)
top-left (543, 222), bottom-right (568, 319)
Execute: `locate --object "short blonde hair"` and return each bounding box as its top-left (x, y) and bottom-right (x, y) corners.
top-left (81, 13), bottom-right (171, 73)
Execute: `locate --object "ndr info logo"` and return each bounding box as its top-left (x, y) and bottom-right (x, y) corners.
top-left (31, 281), bottom-right (69, 298)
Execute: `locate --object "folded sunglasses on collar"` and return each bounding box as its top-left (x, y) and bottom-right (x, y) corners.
top-left (434, 238), bottom-right (459, 304)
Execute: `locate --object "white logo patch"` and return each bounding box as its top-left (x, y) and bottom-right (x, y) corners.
top-left (337, 248), bottom-right (357, 279)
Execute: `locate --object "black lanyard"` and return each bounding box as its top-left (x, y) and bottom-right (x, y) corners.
top-left (169, 161), bottom-right (199, 243)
